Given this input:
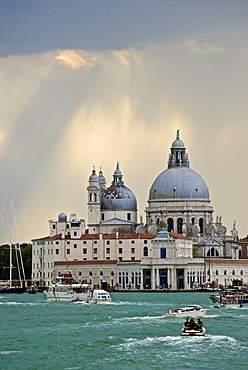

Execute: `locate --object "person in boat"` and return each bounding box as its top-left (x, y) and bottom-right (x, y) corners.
top-left (184, 318), bottom-right (190, 328)
top-left (196, 318), bottom-right (203, 331)
top-left (189, 319), bottom-right (195, 329)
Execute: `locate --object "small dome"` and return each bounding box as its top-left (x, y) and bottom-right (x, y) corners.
top-left (89, 168), bottom-right (99, 182)
top-left (101, 163), bottom-right (137, 211)
top-left (101, 185), bottom-right (137, 210)
top-left (58, 213), bottom-right (67, 222)
top-left (172, 139), bottom-right (185, 148)
top-left (99, 169), bottom-right (106, 185)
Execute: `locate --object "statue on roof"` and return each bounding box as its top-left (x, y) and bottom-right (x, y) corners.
top-left (176, 129), bottom-right (180, 140)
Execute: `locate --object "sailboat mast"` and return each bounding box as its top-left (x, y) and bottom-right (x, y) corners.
top-left (9, 194), bottom-right (13, 287)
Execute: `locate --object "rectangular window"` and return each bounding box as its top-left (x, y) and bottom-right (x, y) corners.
top-left (67, 241), bottom-right (70, 244)
top-left (144, 240), bottom-right (147, 244)
top-left (48, 249), bottom-right (50, 254)
top-left (56, 249), bottom-right (59, 255)
top-left (83, 248), bottom-right (87, 254)
top-left (74, 244), bottom-right (77, 248)
top-left (94, 240), bottom-right (97, 244)
top-left (48, 262), bottom-right (50, 268)
top-left (66, 224), bottom-right (69, 229)
top-left (94, 248), bottom-right (97, 254)
top-left (106, 248), bottom-right (110, 254)
top-left (33, 250), bottom-right (35, 255)
top-left (131, 240), bottom-right (135, 244)
top-left (67, 249), bottom-right (70, 254)
top-left (56, 241), bottom-right (59, 244)
top-left (119, 248), bottom-right (122, 254)
top-left (94, 257), bottom-right (98, 260)
top-left (131, 248), bottom-right (135, 253)
top-left (33, 263), bottom-right (35, 269)
top-left (127, 213), bottom-right (131, 221)
top-left (83, 258), bottom-right (87, 261)
top-left (131, 257), bottom-right (135, 261)
top-left (83, 241), bottom-right (87, 244)
top-left (107, 241), bottom-right (110, 245)
top-left (119, 240), bottom-right (122, 244)
top-left (119, 257), bottom-right (122, 261)
top-left (51, 249), bottom-right (53, 255)
top-left (102, 213), bottom-right (104, 221)
top-left (74, 231), bottom-right (77, 236)
top-left (160, 248), bottom-right (166, 258)
top-left (53, 225), bottom-right (55, 229)
top-left (106, 257), bottom-right (110, 260)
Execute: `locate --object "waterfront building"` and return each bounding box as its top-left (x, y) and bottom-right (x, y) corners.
top-left (31, 131), bottom-right (248, 289)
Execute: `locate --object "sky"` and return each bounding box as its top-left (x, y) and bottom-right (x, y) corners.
top-left (0, 0), bottom-right (247, 244)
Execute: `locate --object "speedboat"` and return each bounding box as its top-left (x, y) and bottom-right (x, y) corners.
top-left (44, 272), bottom-right (91, 302)
top-left (165, 305), bottom-right (207, 317)
top-left (85, 289), bottom-right (112, 304)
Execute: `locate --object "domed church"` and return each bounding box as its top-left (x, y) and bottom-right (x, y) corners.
top-left (87, 163), bottom-right (137, 234)
top-left (145, 130), bottom-right (217, 242)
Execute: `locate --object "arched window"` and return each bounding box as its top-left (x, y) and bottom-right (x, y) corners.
top-left (79, 271), bottom-right (82, 276)
top-left (177, 218), bottom-right (183, 234)
top-left (191, 217), bottom-right (195, 225)
top-left (207, 248), bottom-right (219, 257)
top-left (240, 270), bottom-right (243, 275)
top-left (167, 218), bottom-right (174, 232)
top-left (143, 247), bottom-right (148, 256)
top-left (100, 271), bottom-right (103, 276)
top-left (232, 270), bottom-right (235, 275)
top-left (216, 270), bottom-right (218, 275)
top-left (94, 193), bottom-right (97, 202)
top-left (89, 271), bottom-right (92, 276)
top-left (224, 270), bottom-right (227, 275)
top-left (89, 193), bottom-right (92, 202)
top-left (199, 218), bottom-right (204, 234)
top-left (111, 271), bottom-right (114, 276)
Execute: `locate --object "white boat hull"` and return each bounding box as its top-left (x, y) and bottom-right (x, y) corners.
top-left (165, 309), bottom-right (207, 318)
top-left (44, 290), bottom-right (90, 302)
top-left (181, 327), bottom-right (206, 336)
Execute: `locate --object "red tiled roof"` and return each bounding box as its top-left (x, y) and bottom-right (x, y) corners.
top-left (33, 231), bottom-right (191, 241)
top-left (207, 259), bottom-right (248, 265)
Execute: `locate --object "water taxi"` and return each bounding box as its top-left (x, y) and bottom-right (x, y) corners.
top-left (164, 305), bottom-right (207, 317)
top-left (86, 289), bottom-right (112, 304)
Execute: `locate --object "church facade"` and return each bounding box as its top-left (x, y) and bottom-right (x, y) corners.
top-left (32, 131), bottom-right (248, 290)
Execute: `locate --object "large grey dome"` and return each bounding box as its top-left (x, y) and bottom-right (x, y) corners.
top-left (149, 167), bottom-right (210, 200)
top-left (101, 185), bottom-right (137, 210)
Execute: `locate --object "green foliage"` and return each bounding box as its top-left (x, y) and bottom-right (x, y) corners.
top-left (193, 245), bottom-right (199, 258)
top-left (0, 244), bottom-right (32, 280)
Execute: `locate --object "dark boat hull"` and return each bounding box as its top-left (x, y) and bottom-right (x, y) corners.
top-left (0, 287), bottom-right (26, 294)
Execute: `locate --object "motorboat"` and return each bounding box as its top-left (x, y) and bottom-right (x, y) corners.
top-left (181, 317), bottom-right (206, 336)
top-left (215, 294), bottom-right (242, 308)
top-left (165, 305), bottom-right (207, 317)
top-left (85, 289), bottom-right (112, 304)
top-left (210, 288), bottom-right (248, 305)
top-left (44, 272), bottom-right (91, 302)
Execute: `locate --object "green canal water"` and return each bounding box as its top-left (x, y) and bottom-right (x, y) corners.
top-left (1, 292), bottom-right (247, 369)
